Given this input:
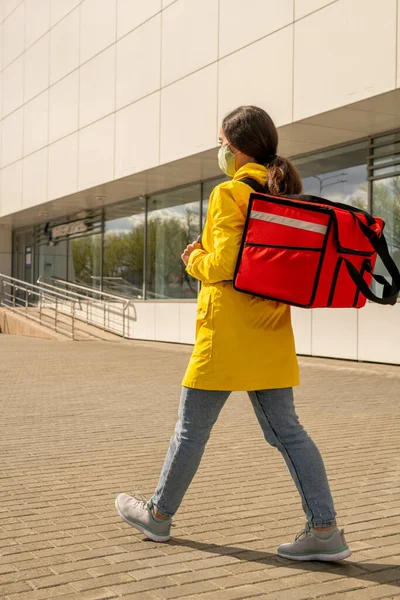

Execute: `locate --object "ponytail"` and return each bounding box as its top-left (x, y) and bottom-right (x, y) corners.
top-left (267, 155), bottom-right (302, 195)
top-left (221, 106), bottom-right (303, 195)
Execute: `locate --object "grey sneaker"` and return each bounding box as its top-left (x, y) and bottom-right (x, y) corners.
top-left (115, 493), bottom-right (171, 542)
top-left (278, 524), bottom-right (351, 561)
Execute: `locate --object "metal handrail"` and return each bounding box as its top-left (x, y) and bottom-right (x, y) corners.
top-left (38, 276), bottom-right (135, 304)
top-left (37, 276), bottom-right (135, 338)
top-left (0, 274), bottom-right (82, 305)
top-left (39, 275), bottom-right (171, 301)
top-left (0, 274), bottom-right (78, 339)
top-left (0, 273), bottom-right (135, 339)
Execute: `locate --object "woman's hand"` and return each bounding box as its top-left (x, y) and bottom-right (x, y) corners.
top-left (181, 242), bottom-right (202, 266)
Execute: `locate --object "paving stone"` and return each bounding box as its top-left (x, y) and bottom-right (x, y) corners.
top-left (1, 336), bottom-right (400, 600)
top-left (69, 572), bottom-right (133, 592)
top-left (324, 583), bottom-right (400, 599)
top-left (28, 589), bottom-right (119, 600)
top-left (156, 580), bottom-right (220, 598)
top-left (0, 581), bottom-right (32, 595)
top-left (5, 583), bottom-right (77, 600)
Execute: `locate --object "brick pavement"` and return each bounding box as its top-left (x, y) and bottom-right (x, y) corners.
top-left (1, 334), bottom-right (400, 600)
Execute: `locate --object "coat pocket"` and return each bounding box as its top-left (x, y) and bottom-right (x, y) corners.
top-left (194, 287), bottom-right (213, 358)
top-left (196, 287), bottom-right (212, 330)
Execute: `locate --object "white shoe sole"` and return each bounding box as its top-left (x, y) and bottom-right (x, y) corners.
top-left (114, 497), bottom-right (171, 543)
top-left (278, 547), bottom-right (352, 562)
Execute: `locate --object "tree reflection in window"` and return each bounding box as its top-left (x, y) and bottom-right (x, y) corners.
top-left (103, 198), bottom-right (146, 298)
top-left (146, 185), bottom-right (201, 299)
top-left (69, 234), bottom-right (102, 289)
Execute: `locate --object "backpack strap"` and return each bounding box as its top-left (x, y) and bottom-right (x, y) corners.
top-left (238, 177), bottom-right (267, 194)
top-left (343, 222), bottom-right (400, 305)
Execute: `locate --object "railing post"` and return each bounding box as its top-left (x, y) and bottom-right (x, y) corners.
top-left (71, 301), bottom-right (75, 341)
top-left (23, 276), bottom-right (132, 340)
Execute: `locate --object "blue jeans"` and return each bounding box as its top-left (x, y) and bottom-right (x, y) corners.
top-left (152, 387), bottom-right (337, 528)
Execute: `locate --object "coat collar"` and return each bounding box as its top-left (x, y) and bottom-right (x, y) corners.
top-left (233, 162), bottom-right (268, 186)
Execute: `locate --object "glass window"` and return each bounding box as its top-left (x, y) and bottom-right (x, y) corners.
top-left (373, 163), bottom-right (400, 178)
top-left (370, 133), bottom-right (400, 296)
top-left (372, 136), bottom-right (400, 157)
top-left (293, 142), bottom-right (368, 210)
top-left (68, 234), bottom-right (102, 289)
top-left (13, 229), bottom-right (36, 284)
top-left (372, 176), bottom-right (400, 275)
top-left (371, 135), bottom-right (400, 178)
top-left (372, 152), bottom-right (400, 167)
top-left (38, 240), bottom-right (68, 281)
top-left (103, 197), bottom-right (146, 299)
top-left (146, 184), bottom-right (201, 299)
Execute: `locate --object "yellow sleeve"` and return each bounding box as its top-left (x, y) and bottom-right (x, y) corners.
top-left (186, 184), bottom-right (244, 284)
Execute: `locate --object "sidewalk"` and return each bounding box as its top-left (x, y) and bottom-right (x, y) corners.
top-left (1, 335), bottom-right (400, 600)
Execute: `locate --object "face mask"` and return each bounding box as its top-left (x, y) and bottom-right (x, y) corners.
top-left (218, 144), bottom-right (237, 177)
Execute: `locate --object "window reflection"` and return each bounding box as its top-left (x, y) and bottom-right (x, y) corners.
top-left (294, 142), bottom-right (368, 209)
top-left (38, 240), bottom-right (68, 281)
top-left (103, 198), bottom-right (146, 298)
top-left (146, 185), bottom-right (200, 299)
top-left (371, 134), bottom-right (400, 295)
top-left (372, 176), bottom-right (400, 274)
top-left (68, 234), bottom-right (102, 289)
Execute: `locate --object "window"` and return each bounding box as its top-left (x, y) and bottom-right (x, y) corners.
top-left (103, 197), bottom-right (146, 299)
top-left (372, 177), bottom-right (400, 269)
top-left (146, 185), bottom-right (201, 299)
top-left (13, 229), bottom-right (36, 284)
top-left (371, 132), bottom-right (400, 281)
top-left (293, 142), bottom-right (368, 210)
top-left (68, 234), bottom-right (102, 289)
top-left (38, 240), bottom-right (68, 281)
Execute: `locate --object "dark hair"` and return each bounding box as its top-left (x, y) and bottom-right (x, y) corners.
top-left (222, 105), bottom-right (302, 195)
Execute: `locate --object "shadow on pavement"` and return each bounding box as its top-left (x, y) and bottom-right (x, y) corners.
top-left (169, 537), bottom-right (400, 587)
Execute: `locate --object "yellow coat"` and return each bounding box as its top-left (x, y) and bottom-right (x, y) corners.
top-left (183, 163), bottom-right (300, 391)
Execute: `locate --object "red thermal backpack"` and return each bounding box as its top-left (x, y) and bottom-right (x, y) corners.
top-left (233, 178), bottom-right (400, 308)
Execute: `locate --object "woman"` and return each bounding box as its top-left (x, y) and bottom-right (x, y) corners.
top-left (116, 106), bottom-right (351, 562)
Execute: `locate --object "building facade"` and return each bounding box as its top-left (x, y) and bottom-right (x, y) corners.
top-left (0, 0), bottom-right (399, 362)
